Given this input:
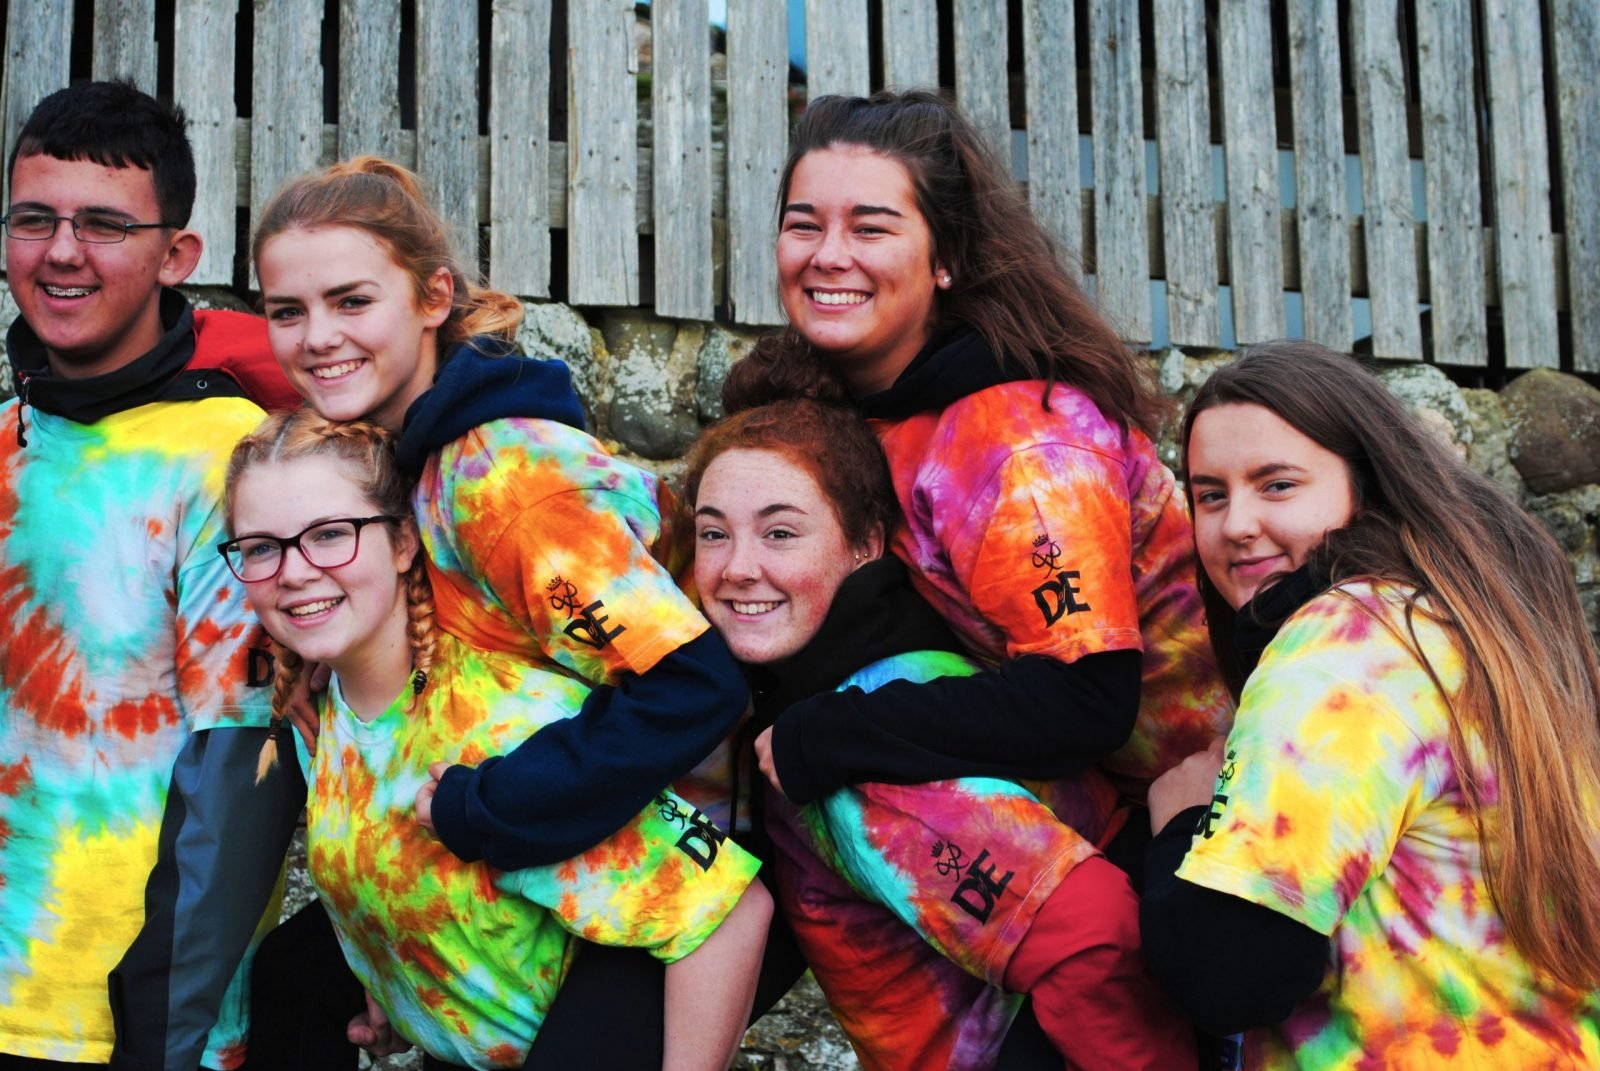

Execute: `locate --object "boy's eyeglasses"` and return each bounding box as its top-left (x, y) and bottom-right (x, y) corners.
top-left (1, 210), bottom-right (175, 244)
top-left (218, 516), bottom-right (403, 583)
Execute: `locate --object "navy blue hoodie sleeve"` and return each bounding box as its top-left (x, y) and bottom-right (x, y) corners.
top-left (428, 628), bottom-right (748, 869)
top-left (769, 649), bottom-right (1141, 805)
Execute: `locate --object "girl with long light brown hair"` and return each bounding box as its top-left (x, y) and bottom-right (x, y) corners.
top-left (1144, 341), bottom-right (1600, 1068)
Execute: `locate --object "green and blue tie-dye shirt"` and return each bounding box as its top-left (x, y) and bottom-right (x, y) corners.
top-left (0, 398), bottom-right (273, 1066)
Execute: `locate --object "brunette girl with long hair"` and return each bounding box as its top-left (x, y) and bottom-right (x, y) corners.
top-left (724, 89), bottom-right (1233, 1066)
top-left (1143, 341), bottom-right (1600, 1068)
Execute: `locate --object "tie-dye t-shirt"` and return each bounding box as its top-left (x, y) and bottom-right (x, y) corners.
top-left (770, 648), bottom-right (1114, 1071)
top-left (412, 416), bottom-right (707, 685)
top-left (870, 380), bottom-right (1232, 790)
top-left (0, 398), bottom-right (273, 1065)
top-left (302, 631), bottom-right (760, 1070)
top-left (1178, 583), bottom-right (1600, 1069)
top-left (411, 415), bottom-right (740, 829)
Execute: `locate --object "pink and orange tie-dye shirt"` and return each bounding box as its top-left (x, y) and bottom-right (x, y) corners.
top-left (1179, 583), bottom-right (1600, 1070)
top-left (302, 632), bottom-right (760, 1070)
top-left (871, 380), bottom-right (1232, 790)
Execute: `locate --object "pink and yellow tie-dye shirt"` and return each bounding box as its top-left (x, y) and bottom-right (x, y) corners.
top-left (1179, 583), bottom-right (1600, 1070)
top-left (871, 380), bottom-right (1232, 790)
top-left (302, 632), bottom-right (760, 1070)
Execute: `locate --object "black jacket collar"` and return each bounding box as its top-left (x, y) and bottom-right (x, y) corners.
top-left (7, 288), bottom-right (197, 425)
top-left (748, 556), bottom-right (965, 728)
top-left (1231, 560), bottom-right (1331, 678)
top-left (858, 324), bottom-right (1034, 421)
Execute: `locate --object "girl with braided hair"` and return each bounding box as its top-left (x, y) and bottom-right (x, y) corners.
top-left (222, 408), bottom-right (771, 1071)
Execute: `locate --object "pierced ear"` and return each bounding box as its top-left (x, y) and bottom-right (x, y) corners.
top-left (934, 263), bottom-right (953, 290)
top-left (421, 266), bottom-right (455, 328)
top-left (853, 525), bottom-right (886, 568)
top-left (157, 228), bottom-right (203, 288)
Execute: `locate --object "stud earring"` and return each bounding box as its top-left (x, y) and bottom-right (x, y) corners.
top-left (939, 272), bottom-right (952, 286)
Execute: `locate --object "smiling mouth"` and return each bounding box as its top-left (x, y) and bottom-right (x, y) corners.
top-left (729, 600), bottom-right (781, 615)
top-left (285, 597), bottom-right (344, 618)
top-left (42, 284), bottom-right (96, 298)
top-left (310, 359), bottom-right (365, 380)
top-left (809, 290), bottom-right (869, 306)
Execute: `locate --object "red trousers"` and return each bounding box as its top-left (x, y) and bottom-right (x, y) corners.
top-left (1003, 856), bottom-right (1196, 1070)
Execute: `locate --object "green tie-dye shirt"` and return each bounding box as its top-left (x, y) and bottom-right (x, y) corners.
top-left (1179, 582), bottom-right (1600, 1069)
top-left (0, 398), bottom-right (273, 1066)
top-left (301, 632), bottom-right (760, 1070)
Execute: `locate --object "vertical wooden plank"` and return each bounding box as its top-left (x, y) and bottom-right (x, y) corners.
top-left (1218, 0), bottom-right (1284, 343)
top-left (1415, 0), bottom-right (1486, 365)
top-left (1153, 0), bottom-right (1219, 347)
top-left (489, 0), bottom-right (551, 298)
top-left (416, 4), bottom-right (479, 258)
top-left (173, 0), bottom-right (237, 285)
top-left (339, 0), bottom-right (402, 159)
top-left (881, 0), bottom-right (938, 90)
top-left (93, 0), bottom-right (158, 91)
top-left (250, 0), bottom-right (324, 285)
top-left (1023, 0), bottom-right (1080, 261)
top-left (1286, 0), bottom-right (1351, 351)
top-left (805, 0), bottom-right (869, 100)
top-left (726, 0), bottom-right (787, 325)
top-left (1352, 0), bottom-right (1422, 359)
top-left (1088, 0), bottom-right (1150, 342)
top-left (1483, 0), bottom-right (1557, 367)
top-left (567, 0), bottom-right (638, 306)
top-left (1, 4), bottom-right (72, 212)
top-left (953, 0), bottom-right (1009, 157)
top-left (652, 0), bottom-right (713, 319)
top-left (1551, 0), bottom-right (1599, 372)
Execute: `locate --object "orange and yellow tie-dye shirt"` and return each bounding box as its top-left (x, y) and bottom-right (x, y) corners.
top-left (412, 417), bottom-right (707, 684)
top-left (303, 632), bottom-right (760, 1070)
top-left (1179, 583), bottom-right (1600, 1069)
top-left (871, 380), bottom-right (1232, 791)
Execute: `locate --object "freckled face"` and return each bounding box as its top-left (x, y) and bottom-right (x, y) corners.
top-left (1188, 403), bottom-right (1357, 609)
top-left (257, 225), bottom-right (452, 432)
top-left (230, 455), bottom-right (416, 676)
top-left (776, 145), bottom-right (949, 396)
top-left (692, 449), bottom-right (875, 665)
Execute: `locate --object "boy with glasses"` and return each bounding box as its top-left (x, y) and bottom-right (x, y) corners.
top-left (0, 81), bottom-right (301, 1070)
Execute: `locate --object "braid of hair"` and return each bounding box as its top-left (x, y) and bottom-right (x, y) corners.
top-left (258, 643), bottom-right (306, 783)
top-left (403, 557), bottom-right (438, 712)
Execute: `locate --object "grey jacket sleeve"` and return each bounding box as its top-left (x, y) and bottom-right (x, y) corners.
top-left (108, 726), bottom-right (305, 1071)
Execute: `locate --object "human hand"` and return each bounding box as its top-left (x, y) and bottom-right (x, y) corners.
top-left (1148, 736), bottom-right (1228, 834)
top-left (285, 662), bottom-right (332, 755)
top-left (753, 727), bottom-right (785, 798)
top-left (415, 761), bottom-right (451, 834)
top-left (347, 989), bottom-right (410, 1057)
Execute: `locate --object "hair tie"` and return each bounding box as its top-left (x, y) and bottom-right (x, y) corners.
top-left (412, 669), bottom-right (428, 695)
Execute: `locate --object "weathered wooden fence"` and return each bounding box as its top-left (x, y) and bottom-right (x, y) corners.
top-left (2, 0), bottom-right (1596, 371)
